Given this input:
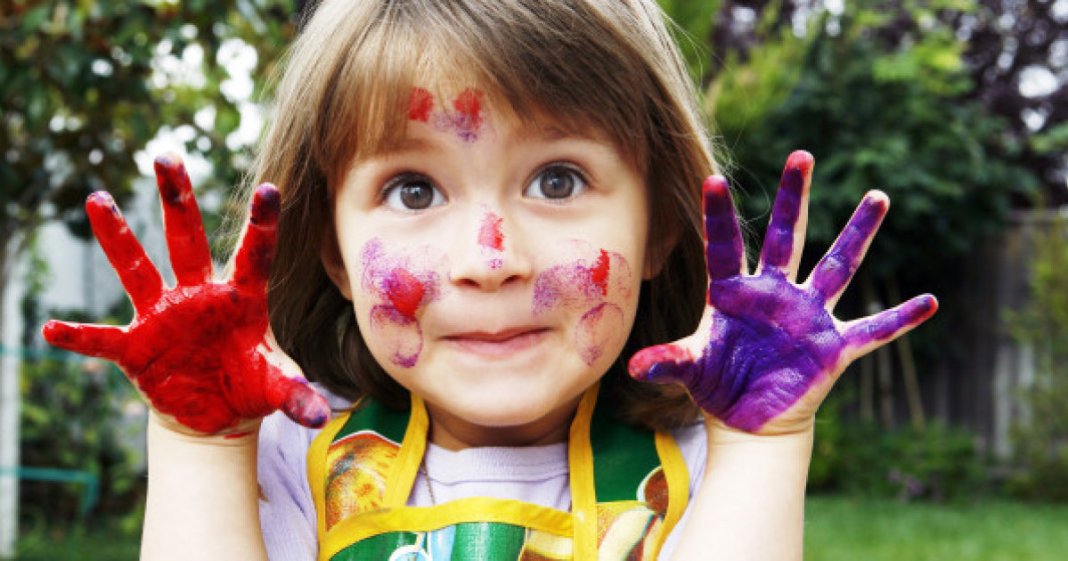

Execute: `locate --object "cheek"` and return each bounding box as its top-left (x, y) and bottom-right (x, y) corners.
top-left (533, 247), bottom-right (635, 314)
top-left (532, 246), bottom-right (636, 365)
top-left (356, 238), bottom-right (445, 367)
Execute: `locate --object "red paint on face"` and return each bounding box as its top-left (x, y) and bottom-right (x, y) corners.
top-left (478, 212), bottom-right (504, 251)
top-left (590, 249), bottom-right (610, 296)
top-left (453, 88), bottom-right (485, 137)
top-left (384, 268), bottom-right (426, 320)
top-left (409, 87), bottom-right (434, 122)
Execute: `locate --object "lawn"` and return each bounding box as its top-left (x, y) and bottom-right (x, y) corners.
top-left (12, 496), bottom-right (1068, 559)
top-left (806, 495), bottom-right (1068, 560)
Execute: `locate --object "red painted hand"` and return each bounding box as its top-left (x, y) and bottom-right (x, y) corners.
top-left (42, 155), bottom-right (329, 436)
top-left (629, 151), bottom-right (937, 435)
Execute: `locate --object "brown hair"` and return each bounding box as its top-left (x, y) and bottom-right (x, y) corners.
top-left (242, 0), bottom-right (717, 430)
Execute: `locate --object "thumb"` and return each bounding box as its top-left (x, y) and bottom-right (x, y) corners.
top-left (276, 376), bottom-right (331, 429)
top-left (628, 342), bottom-right (696, 386)
top-left (260, 332), bottom-right (331, 428)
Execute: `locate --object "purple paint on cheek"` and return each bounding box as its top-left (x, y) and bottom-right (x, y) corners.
top-left (359, 238), bottom-right (444, 367)
top-left (533, 249), bottom-right (631, 314)
top-left (574, 302), bottom-right (624, 365)
top-left (370, 305), bottom-right (423, 368)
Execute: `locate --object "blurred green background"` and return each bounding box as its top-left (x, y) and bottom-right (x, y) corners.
top-left (2, 0), bottom-right (1067, 559)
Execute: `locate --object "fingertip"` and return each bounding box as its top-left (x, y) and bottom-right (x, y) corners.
top-left (785, 149), bottom-right (815, 173)
top-left (41, 319), bottom-right (61, 342)
top-left (153, 152), bottom-right (183, 171)
top-left (282, 380), bottom-right (331, 428)
top-left (918, 294), bottom-right (939, 318)
top-left (250, 184), bottom-right (281, 227)
top-left (702, 175), bottom-right (730, 197)
top-left (153, 153), bottom-right (190, 204)
top-left (41, 320), bottom-right (72, 348)
top-left (627, 344), bottom-right (692, 384)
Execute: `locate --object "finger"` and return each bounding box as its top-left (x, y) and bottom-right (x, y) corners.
top-left (267, 371), bottom-right (331, 428)
top-left (41, 320), bottom-right (126, 362)
top-left (807, 191), bottom-right (889, 308)
top-left (703, 176), bottom-right (746, 281)
top-left (154, 154), bottom-right (213, 286)
top-left (232, 184), bottom-right (281, 294)
top-left (85, 191), bottom-right (165, 311)
top-left (758, 150), bottom-right (814, 280)
top-left (628, 343), bottom-right (696, 386)
top-left (842, 294), bottom-right (938, 358)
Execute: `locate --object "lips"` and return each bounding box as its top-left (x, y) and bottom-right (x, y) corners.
top-left (441, 326), bottom-right (549, 358)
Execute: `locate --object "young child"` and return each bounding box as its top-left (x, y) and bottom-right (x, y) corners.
top-left (42, 1), bottom-right (938, 559)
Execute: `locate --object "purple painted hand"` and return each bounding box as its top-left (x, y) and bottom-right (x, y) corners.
top-left (628, 151), bottom-right (937, 435)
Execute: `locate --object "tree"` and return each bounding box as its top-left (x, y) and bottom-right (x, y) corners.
top-left (1, 0), bottom-right (295, 553)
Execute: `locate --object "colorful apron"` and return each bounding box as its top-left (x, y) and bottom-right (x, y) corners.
top-left (308, 384), bottom-right (689, 560)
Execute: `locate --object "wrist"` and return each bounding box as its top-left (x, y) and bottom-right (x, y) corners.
top-left (148, 412), bottom-right (261, 448)
top-left (704, 414), bottom-right (815, 446)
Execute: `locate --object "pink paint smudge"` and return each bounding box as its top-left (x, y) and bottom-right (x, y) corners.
top-left (360, 238), bottom-right (440, 368)
top-left (575, 302), bottom-right (624, 365)
top-left (533, 249), bottom-right (630, 314)
top-left (478, 211), bottom-right (504, 251)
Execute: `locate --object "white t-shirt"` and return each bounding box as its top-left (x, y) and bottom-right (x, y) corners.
top-left (256, 389), bottom-right (707, 561)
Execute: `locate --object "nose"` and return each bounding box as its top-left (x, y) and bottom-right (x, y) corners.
top-left (448, 205), bottom-right (533, 291)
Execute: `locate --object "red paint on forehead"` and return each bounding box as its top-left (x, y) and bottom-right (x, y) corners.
top-left (590, 249), bottom-right (610, 296)
top-left (453, 88), bottom-right (484, 131)
top-left (384, 268), bottom-right (426, 320)
top-left (409, 87), bottom-right (434, 122)
top-left (478, 212), bottom-right (504, 251)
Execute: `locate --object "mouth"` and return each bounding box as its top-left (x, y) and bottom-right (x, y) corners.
top-left (441, 327), bottom-right (550, 358)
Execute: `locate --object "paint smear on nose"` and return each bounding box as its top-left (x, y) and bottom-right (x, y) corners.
top-left (384, 268), bottom-right (426, 320)
top-left (409, 87), bottom-right (434, 122)
top-left (478, 212), bottom-right (504, 251)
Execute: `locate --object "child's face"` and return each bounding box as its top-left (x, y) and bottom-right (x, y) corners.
top-left (327, 87), bottom-right (649, 448)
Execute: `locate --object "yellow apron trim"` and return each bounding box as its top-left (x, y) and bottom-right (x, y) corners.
top-left (308, 412), bottom-right (352, 547)
top-left (383, 393), bottom-right (428, 508)
top-left (649, 429), bottom-right (690, 561)
top-left (567, 385), bottom-right (600, 561)
top-left (320, 498), bottom-right (574, 560)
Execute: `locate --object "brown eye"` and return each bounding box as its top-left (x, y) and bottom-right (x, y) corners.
top-left (525, 164), bottom-right (588, 200)
top-left (384, 176), bottom-right (444, 210)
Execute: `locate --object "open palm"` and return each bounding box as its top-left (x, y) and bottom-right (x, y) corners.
top-left (42, 155), bottom-right (328, 435)
top-left (629, 151), bottom-right (937, 435)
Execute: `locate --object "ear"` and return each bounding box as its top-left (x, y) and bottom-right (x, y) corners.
top-left (320, 226), bottom-right (353, 300)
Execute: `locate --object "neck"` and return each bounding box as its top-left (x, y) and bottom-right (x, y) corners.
top-left (425, 396), bottom-right (581, 451)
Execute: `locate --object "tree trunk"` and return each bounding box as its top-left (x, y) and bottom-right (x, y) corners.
top-left (889, 280), bottom-right (926, 432)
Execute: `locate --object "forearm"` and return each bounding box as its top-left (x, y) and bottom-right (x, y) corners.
top-left (669, 419), bottom-right (814, 561)
top-left (141, 414), bottom-right (268, 561)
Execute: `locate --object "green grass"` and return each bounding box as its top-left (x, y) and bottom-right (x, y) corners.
top-left (12, 496), bottom-right (1068, 560)
top-left (14, 517), bottom-right (139, 561)
top-left (806, 495), bottom-right (1068, 561)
